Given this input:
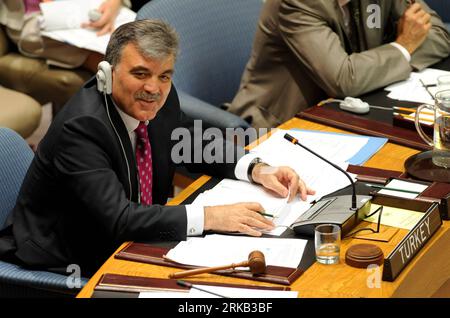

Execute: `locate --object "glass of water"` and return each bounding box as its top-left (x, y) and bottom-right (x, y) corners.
top-left (314, 224), bottom-right (341, 265)
top-left (437, 75), bottom-right (450, 92)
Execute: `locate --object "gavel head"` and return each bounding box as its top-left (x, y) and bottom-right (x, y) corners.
top-left (248, 250), bottom-right (266, 274)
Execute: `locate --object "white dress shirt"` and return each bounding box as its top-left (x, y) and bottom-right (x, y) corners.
top-left (114, 103), bottom-right (259, 236)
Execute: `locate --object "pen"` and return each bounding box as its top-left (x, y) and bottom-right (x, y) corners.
top-left (393, 106), bottom-right (433, 116)
top-left (260, 212), bottom-right (275, 218)
top-left (419, 79), bottom-right (436, 100)
top-left (366, 184), bottom-right (422, 194)
top-left (393, 112), bottom-right (434, 123)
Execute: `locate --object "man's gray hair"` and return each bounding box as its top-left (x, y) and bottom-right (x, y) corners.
top-left (105, 19), bottom-right (179, 67)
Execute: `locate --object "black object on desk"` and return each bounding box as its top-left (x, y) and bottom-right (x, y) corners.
top-left (405, 151), bottom-right (450, 183)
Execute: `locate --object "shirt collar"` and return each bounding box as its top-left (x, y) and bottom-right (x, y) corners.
top-left (112, 99), bottom-right (147, 134)
top-left (338, 0), bottom-right (351, 7)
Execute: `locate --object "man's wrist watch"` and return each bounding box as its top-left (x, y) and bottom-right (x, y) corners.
top-left (247, 157), bottom-right (265, 184)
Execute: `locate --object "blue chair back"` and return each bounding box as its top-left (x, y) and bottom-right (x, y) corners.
top-left (0, 127), bottom-right (33, 228)
top-left (137, 0), bottom-right (263, 107)
top-left (425, 0), bottom-right (450, 24)
top-left (0, 127), bottom-right (89, 297)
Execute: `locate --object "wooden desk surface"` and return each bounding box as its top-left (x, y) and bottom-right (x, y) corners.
top-left (77, 117), bottom-right (450, 298)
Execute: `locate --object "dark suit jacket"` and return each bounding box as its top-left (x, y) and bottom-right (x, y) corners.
top-left (0, 78), bottom-right (241, 276)
top-left (229, 0), bottom-right (450, 128)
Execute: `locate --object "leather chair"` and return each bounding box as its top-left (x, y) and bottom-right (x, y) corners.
top-left (0, 25), bottom-right (92, 116)
top-left (136, 0), bottom-right (263, 130)
top-left (0, 86), bottom-right (41, 138)
top-left (0, 127), bottom-right (88, 297)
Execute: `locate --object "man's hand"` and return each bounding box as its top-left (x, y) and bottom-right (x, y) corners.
top-left (204, 203), bottom-right (275, 236)
top-left (252, 164), bottom-right (315, 202)
top-left (396, 3), bottom-right (432, 54)
top-left (82, 0), bottom-right (122, 36)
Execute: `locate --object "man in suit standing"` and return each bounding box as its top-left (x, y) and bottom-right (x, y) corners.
top-left (0, 20), bottom-right (314, 276)
top-left (228, 0), bottom-right (450, 128)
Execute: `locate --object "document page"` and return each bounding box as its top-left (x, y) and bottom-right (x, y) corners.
top-left (40, 0), bottom-right (136, 54)
top-left (377, 179), bottom-right (429, 199)
top-left (364, 204), bottom-right (424, 230)
top-left (139, 285), bottom-right (298, 298)
top-left (385, 68), bottom-right (450, 104)
top-left (191, 129), bottom-right (369, 235)
top-left (165, 234), bottom-right (307, 269)
top-left (192, 179), bottom-right (312, 236)
top-left (248, 129), bottom-right (358, 199)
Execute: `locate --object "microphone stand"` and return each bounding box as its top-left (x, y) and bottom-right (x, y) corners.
top-left (283, 133), bottom-right (372, 236)
top-left (284, 133), bottom-right (357, 211)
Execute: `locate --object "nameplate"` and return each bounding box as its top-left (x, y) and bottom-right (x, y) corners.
top-left (382, 202), bottom-right (442, 282)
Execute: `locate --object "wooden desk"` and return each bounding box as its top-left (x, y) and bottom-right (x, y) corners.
top-left (77, 118), bottom-right (450, 298)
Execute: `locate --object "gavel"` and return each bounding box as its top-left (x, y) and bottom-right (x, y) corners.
top-left (168, 250), bottom-right (266, 279)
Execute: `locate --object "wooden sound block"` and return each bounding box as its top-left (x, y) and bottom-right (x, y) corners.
top-left (345, 244), bottom-right (384, 268)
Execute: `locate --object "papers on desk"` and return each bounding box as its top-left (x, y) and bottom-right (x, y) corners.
top-left (385, 68), bottom-right (450, 104)
top-left (165, 234), bottom-right (307, 269)
top-left (258, 129), bottom-right (387, 166)
top-left (377, 179), bottom-right (428, 199)
top-left (139, 285), bottom-right (298, 298)
top-left (193, 179), bottom-right (311, 236)
top-left (247, 129), bottom-right (377, 199)
top-left (365, 204), bottom-right (424, 230)
top-left (40, 0), bottom-right (136, 54)
top-left (192, 129), bottom-right (386, 236)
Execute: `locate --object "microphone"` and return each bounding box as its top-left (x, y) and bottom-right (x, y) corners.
top-left (284, 133), bottom-right (357, 209)
top-left (284, 133), bottom-right (372, 236)
top-left (176, 280), bottom-right (229, 298)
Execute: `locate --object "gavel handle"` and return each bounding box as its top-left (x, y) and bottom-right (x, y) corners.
top-left (169, 261), bottom-right (248, 279)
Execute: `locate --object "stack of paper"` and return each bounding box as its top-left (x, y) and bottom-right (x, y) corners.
top-left (139, 285), bottom-right (298, 298)
top-left (193, 179), bottom-right (311, 236)
top-left (40, 0), bottom-right (136, 54)
top-left (243, 129), bottom-right (362, 199)
top-left (165, 234), bottom-right (307, 269)
top-left (191, 129), bottom-right (386, 235)
top-left (385, 68), bottom-right (450, 104)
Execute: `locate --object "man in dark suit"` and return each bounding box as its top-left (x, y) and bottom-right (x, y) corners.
top-left (0, 20), bottom-right (314, 276)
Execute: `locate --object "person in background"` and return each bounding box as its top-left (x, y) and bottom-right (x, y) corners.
top-left (0, 20), bottom-right (314, 276)
top-left (82, 0), bottom-right (149, 36)
top-left (0, 0), bottom-right (135, 71)
top-left (228, 0), bottom-right (450, 129)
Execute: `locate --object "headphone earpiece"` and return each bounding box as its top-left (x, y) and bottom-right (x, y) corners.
top-left (96, 61), bottom-right (112, 94)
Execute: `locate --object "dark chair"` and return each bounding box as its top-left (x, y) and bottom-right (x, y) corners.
top-left (0, 127), bottom-right (88, 297)
top-left (136, 0), bottom-right (264, 130)
top-left (425, 0), bottom-right (450, 30)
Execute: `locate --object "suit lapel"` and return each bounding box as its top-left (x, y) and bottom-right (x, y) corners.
top-left (106, 95), bottom-right (140, 202)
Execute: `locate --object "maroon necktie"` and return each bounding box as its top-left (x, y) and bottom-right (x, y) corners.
top-left (135, 122), bottom-right (153, 205)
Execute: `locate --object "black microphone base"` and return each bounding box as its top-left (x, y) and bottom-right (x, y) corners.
top-left (291, 195), bottom-right (372, 237)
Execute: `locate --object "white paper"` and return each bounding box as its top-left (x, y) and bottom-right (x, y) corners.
top-left (248, 129), bottom-right (358, 200)
top-left (40, 0), bottom-right (136, 54)
top-left (192, 179), bottom-right (312, 236)
top-left (139, 285), bottom-right (298, 298)
top-left (385, 68), bottom-right (450, 104)
top-left (377, 179), bottom-right (429, 199)
top-left (191, 129), bottom-right (364, 236)
top-left (166, 234), bottom-right (307, 269)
